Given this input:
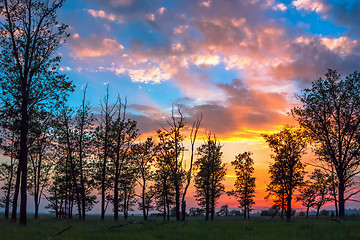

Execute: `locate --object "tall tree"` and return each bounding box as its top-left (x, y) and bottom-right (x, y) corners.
top-left (292, 69), bottom-right (360, 217)
top-left (111, 97), bottom-right (138, 221)
top-left (156, 105), bottom-right (186, 221)
top-left (194, 132), bottom-right (226, 221)
top-left (0, 0), bottom-right (73, 225)
top-left (74, 87), bottom-right (95, 221)
top-left (229, 151), bottom-right (256, 219)
top-left (132, 137), bottom-right (157, 220)
top-left (263, 126), bottom-right (308, 222)
top-left (181, 114), bottom-right (202, 221)
top-left (95, 85), bottom-right (117, 220)
top-left (153, 138), bottom-right (175, 221)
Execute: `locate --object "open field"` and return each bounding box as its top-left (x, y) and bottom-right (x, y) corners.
top-left (1, 215), bottom-right (360, 240)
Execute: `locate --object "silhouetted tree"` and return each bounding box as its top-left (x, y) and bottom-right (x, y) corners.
top-left (118, 155), bottom-right (137, 220)
top-left (0, 0), bottom-right (73, 225)
top-left (229, 151), bottom-right (255, 219)
top-left (95, 85), bottom-right (117, 220)
top-left (217, 205), bottom-right (229, 216)
top-left (0, 118), bottom-right (18, 219)
top-left (27, 113), bottom-right (56, 219)
top-left (132, 137), bottom-right (157, 220)
top-left (194, 132), bottom-right (226, 221)
top-left (181, 114), bottom-right (202, 221)
top-left (111, 97), bottom-right (138, 221)
top-left (153, 165), bottom-right (175, 220)
top-left (264, 126), bottom-right (308, 221)
top-left (292, 69), bottom-right (360, 217)
top-left (74, 87), bottom-right (96, 220)
top-left (189, 207), bottom-right (204, 217)
top-left (156, 105), bottom-right (186, 221)
top-left (297, 180), bottom-right (316, 218)
top-left (54, 104), bottom-right (81, 219)
top-left (310, 169), bottom-right (331, 217)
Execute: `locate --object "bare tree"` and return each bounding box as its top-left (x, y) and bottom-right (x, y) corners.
top-left (156, 105), bottom-right (186, 221)
top-left (111, 97), bottom-right (138, 221)
top-left (181, 114), bottom-right (202, 221)
top-left (95, 85), bottom-right (117, 220)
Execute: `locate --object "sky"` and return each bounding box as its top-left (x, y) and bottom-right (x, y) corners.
top-left (33, 0), bottom-right (360, 212)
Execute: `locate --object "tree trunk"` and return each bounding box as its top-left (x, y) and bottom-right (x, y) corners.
top-left (181, 200), bottom-right (186, 221)
top-left (205, 193), bottom-right (209, 221)
top-left (338, 180), bottom-right (345, 217)
top-left (5, 194), bottom-right (10, 219)
top-left (19, 94), bottom-right (29, 225)
top-left (210, 192), bottom-right (215, 220)
top-left (286, 193), bottom-right (292, 222)
top-left (101, 136), bottom-right (107, 220)
top-left (316, 205), bottom-right (320, 218)
top-left (306, 206), bottom-right (309, 219)
top-left (175, 180), bottom-right (180, 221)
top-left (142, 184), bottom-right (147, 220)
top-left (114, 164), bottom-right (119, 221)
top-left (11, 160), bottom-right (21, 222)
top-left (5, 159), bottom-right (14, 219)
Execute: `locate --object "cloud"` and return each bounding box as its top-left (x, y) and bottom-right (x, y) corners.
top-left (292, 0), bottom-right (328, 13)
top-left (71, 35), bottom-right (124, 58)
top-left (273, 3), bottom-right (287, 11)
top-left (87, 9), bottom-right (117, 21)
top-left (65, 0), bottom-right (360, 142)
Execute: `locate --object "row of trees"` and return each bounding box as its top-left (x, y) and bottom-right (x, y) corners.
top-left (0, 0), bottom-right (360, 225)
top-left (0, 90), bottom-right (258, 223)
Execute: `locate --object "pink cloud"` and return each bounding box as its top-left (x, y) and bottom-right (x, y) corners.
top-left (71, 35), bottom-right (124, 58)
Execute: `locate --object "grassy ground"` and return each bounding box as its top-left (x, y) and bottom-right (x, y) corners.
top-left (1, 215), bottom-right (360, 240)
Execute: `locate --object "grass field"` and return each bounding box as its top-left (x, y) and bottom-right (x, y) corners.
top-left (1, 215), bottom-right (360, 240)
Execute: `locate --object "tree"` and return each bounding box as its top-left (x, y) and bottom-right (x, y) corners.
top-left (156, 105), bottom-right (186, 221)
top-left (194, 132), bottom-right (226, 221)
top-left (297, 180), bottom-right (316, 218)
top-left (229, 151), bottom-right (256, 219)
top-left (132, 137), bottom-right (157, 220)
top-left (292, 69), bottom-right (360, 217)
top-left (0, 0), bottom-right (74, 225)
top-left (152, 165), bottom-right (175, 220)
top-left (310, 169), bottom-right (331, 217)
top-left (118, 155), bottom-right (137, 220)
top-left (27, 113), bottom-right (55, 219)
top-left (74, 87), bottom-right (96, 221)
top-left (263, 126), bottom-right (308, 221)
top-left (217, 205), bottom-right (229, 216)
top-left (181, 114), bottom-right (202, 221)
top-left (111, 97), bottom-right (138, 221)
top-left (53, 104), bottom-right (81, 219)
top-left (95, 85), bottom-right (117, 220)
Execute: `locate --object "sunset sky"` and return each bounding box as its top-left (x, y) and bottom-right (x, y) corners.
top-left (51, 0), bottom-right (360, 212)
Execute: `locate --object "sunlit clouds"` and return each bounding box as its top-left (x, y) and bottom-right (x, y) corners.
top-left (57, 0), bottom-right (360, 209)
top-left (63, 0), bottom-right (360, 142)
